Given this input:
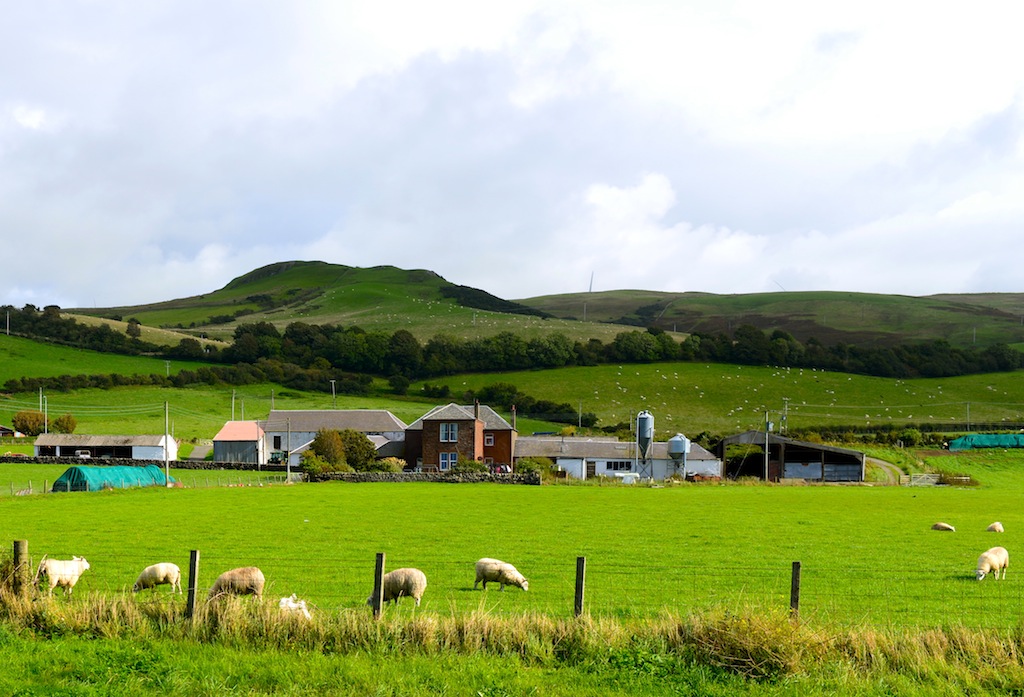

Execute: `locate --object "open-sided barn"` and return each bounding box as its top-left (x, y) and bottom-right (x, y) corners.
top-left (717, 431), bottom-right (864, 483)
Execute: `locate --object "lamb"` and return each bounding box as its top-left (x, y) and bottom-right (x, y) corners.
top-left (366, 568), bottom-right (427, 606)
top-left (987, 522), bottom-right (1005, 533)
top-left (474, 558), bottom-right (529, 591)
top-left (931, 522), bottom-right (956, 532)
top-left (34, 555), bottom-right (90, 596)
top-left (132, 563), bottom-right (182, 594)
top-left (208, 567), bottom-right (265, 599)
top-left (278, 594), bottom-right (311, 619)
top-left (976, 546), bottom-right (1009, 581)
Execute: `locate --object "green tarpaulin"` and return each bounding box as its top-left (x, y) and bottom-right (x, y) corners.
top-left (51, 464), bottom-right (175, 492)
top-left (948, 434), bottom-right (1024, 451)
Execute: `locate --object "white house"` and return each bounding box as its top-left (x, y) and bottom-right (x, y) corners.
top-left (262, 409), bottom-right (407, 465)
top-left (513, 435), bottom-right (721, 481)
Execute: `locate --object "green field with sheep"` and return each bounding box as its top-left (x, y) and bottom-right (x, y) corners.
top-left (4, 451), bottom-right (1024, 693)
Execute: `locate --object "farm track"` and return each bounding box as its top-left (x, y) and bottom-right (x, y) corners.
top-left (867, 457), bottom-right (901, 484)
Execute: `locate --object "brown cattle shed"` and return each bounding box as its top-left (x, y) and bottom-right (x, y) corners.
top-left (716, 431), bottom-right (864, 483)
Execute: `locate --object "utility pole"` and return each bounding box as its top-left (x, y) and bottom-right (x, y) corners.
top-left (330, 379), bottom-right (336, 409)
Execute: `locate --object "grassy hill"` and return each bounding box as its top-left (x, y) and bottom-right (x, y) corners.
top-left (70, 260), bottom-right (1024, 351)
top-left (73, 261), bottom-right (637, 345)
top-left (518, 289), bottom-right (1024, 349)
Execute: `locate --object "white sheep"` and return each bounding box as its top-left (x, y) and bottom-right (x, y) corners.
top-left (133, 563), bottom-right (182, 594)
top-left (474, 558), bottom-right (529, 591)
top-left (208, 566), bottom-right (266, 599)
top-left (278, 594), bottom-right (311, 619)
top-left (987, 522), bottom-right (1005, 533)
top-left (931, 522), bottom-right (956, 532)
top-left (366, 568), bottom-right (427, 606)
top-left (976, 546), bottom-right (1009, 581)
top-left (34, 555), bottom-right (91, 596)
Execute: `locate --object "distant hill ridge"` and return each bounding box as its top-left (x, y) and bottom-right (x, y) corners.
top-left (73, 261), bottom-right (1024, 350)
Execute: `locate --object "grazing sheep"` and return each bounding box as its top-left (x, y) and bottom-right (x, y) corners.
top-left (931, 522), bottom-right (956, 532)
top-left (366, 568), bottom-right (427, 606)
top-left (976, 546), bottom-right (1010, 581)
top-left (474, 558), bottom-right (529, 591)
top-left (133, 563), bottom-right (182, 594)
top-left (34, 555), bottom-right (90, 596)
top-left (278, 594), bottom-right (311, 619)
top-left (987, 522), bottom-right (1005, 533)
top-left (208, 567), bottom-right (265, 599)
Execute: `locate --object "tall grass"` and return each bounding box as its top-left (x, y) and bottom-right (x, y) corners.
top-left (4, 584), bottom-right (1024, 689)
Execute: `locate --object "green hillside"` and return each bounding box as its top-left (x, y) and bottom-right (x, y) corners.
top-left (74, 261), bottom-right (636, 344)
top-left (519, 289), bottom-right (1024, 349)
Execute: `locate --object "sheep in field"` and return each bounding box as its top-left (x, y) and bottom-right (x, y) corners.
top-left (366, 568), bottom-right (427, 607)
top-left (987, 522), bottom-right (1005, 533)
top-left (278, 594), bottom-right (311, 619)
top-left (34, 556), bottom-right (90, 596)
top-left (133, 563), bottom-right (182, 594)
top-left (931, 522), bottom-right (955, 532)
top-left (474, 558), bottom-right (529, 591)
top-left (208, 567), bottom-right (265, 600)
top-left (976, 547), bottom-right (1009, 581)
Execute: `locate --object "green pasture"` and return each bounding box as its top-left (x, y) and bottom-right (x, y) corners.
top-left (420, 363), bottom-right (1024, 436)
top-left (0, 383), bottom-right (555, 441)
top-left (0, 334), bottom-right (215, 383)
top-left (3, 449), bottom-right (1024, 628)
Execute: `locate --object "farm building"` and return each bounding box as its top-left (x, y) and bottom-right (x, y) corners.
top-left (949, 434), bottom-right (1024, 451)
top-left (0, 423), bottom-right (20, 438)
top-left (716, 431), bottom-right (864, 482)
top-left (212, 421), bottom-right (267, 464)
top-left (51, 464), bottom-right (175, 492)
top-left (514, 435), bottom-right (722, 481)
top-left (404, 403), bottom-right (516, 472)
top-left (34, 434), bottom-right (178, 461)
top-left (262, 409), bottom-right (408, 465)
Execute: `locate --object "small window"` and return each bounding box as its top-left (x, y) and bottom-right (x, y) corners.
top-left (607, 461), bottom-right (632, 472)
top-left (440, 422), bottom-right (458, 443)
top-left (484, 433), bottom-right (494, 447)
top-left (273, 435), bottom-right (282, 449)
top-left (439, 452), bottom-right (457, 470)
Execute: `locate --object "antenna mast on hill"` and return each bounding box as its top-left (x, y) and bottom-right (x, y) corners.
top-left (589, 271), bottom-right (594, 293)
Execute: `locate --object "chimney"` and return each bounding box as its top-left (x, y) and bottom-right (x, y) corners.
top-left (511, 404), bottom-right (516, 430)
top-left (474, 400), bottom-right (480, 420)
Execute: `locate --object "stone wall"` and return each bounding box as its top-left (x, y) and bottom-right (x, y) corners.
top-left (310, 470), bottom-right (541, 485)
top-left (0, 456), bottom-right (289, 472)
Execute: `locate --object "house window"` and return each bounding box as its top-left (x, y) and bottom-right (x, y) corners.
top-left (484, 433), bottom-right (494, 447)
top-left (440, 422), bottom-right (458, 442)
top-left (607, 461), bottom-right (632, 472)
top-left (273, 435), bottom-right (282, 449)
top-left (439, 452), bottom-right (457, 470)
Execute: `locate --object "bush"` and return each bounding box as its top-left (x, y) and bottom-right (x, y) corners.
top-left (50, 413), bottom-right (77, 434)
top-left (11, 411), bottom-right (45, 437)
top-left (452, 456), bottom-right (488, 474)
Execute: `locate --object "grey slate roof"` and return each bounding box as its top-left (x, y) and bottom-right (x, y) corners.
top-left (263, 409), bottom-right (407, 433)
top-left (514, 436), bottom-right (718, 461)
top-left (34, 434), bottom-right (167, 447)
top-left (406, 404), bottom-right (514, 431)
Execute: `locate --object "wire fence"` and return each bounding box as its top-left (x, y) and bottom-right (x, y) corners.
top-left (10, 542), bottom-right (1023, 629)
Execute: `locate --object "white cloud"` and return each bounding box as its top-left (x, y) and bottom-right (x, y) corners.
top-left (3, 1), bottom-right (1024, 307)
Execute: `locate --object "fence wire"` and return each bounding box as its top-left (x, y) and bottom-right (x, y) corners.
top-left (11, 544), bottom-right (1023, 629)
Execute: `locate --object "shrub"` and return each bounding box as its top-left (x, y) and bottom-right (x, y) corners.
top-left (11, 411), bottom-right (45, 437)
top-left (452, 456), bottom-right (488, 474)
top-left (50, 413), bottom-right (77, 434)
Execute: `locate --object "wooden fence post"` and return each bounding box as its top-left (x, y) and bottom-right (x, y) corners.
top-left (574, 556), bottom-right (587, 617)
top-left (790, 561), bottom-right (801, 618)
top-left (371, 552), bottom-right (386, 619)
top-left (12, 540), bottom-right (28, 596)
top-left (185, 549), bottom-right (201, 620)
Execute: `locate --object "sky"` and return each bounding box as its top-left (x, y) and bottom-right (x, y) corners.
top-left (4, 1), bottom-right (1024, 309)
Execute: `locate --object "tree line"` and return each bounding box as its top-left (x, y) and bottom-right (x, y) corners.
top-left (5, 305), bottom-right (1023, 384)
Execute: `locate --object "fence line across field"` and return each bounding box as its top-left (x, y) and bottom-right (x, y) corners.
top-left (0, 473), bottom-right (290, 496)
top-left (11, 540), bottom-right (1023, 628)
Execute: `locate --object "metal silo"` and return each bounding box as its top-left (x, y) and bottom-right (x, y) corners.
top-left (636, 410), bottom-right (654, 464)
top-left (668, 433), bottom-right (691, 476)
